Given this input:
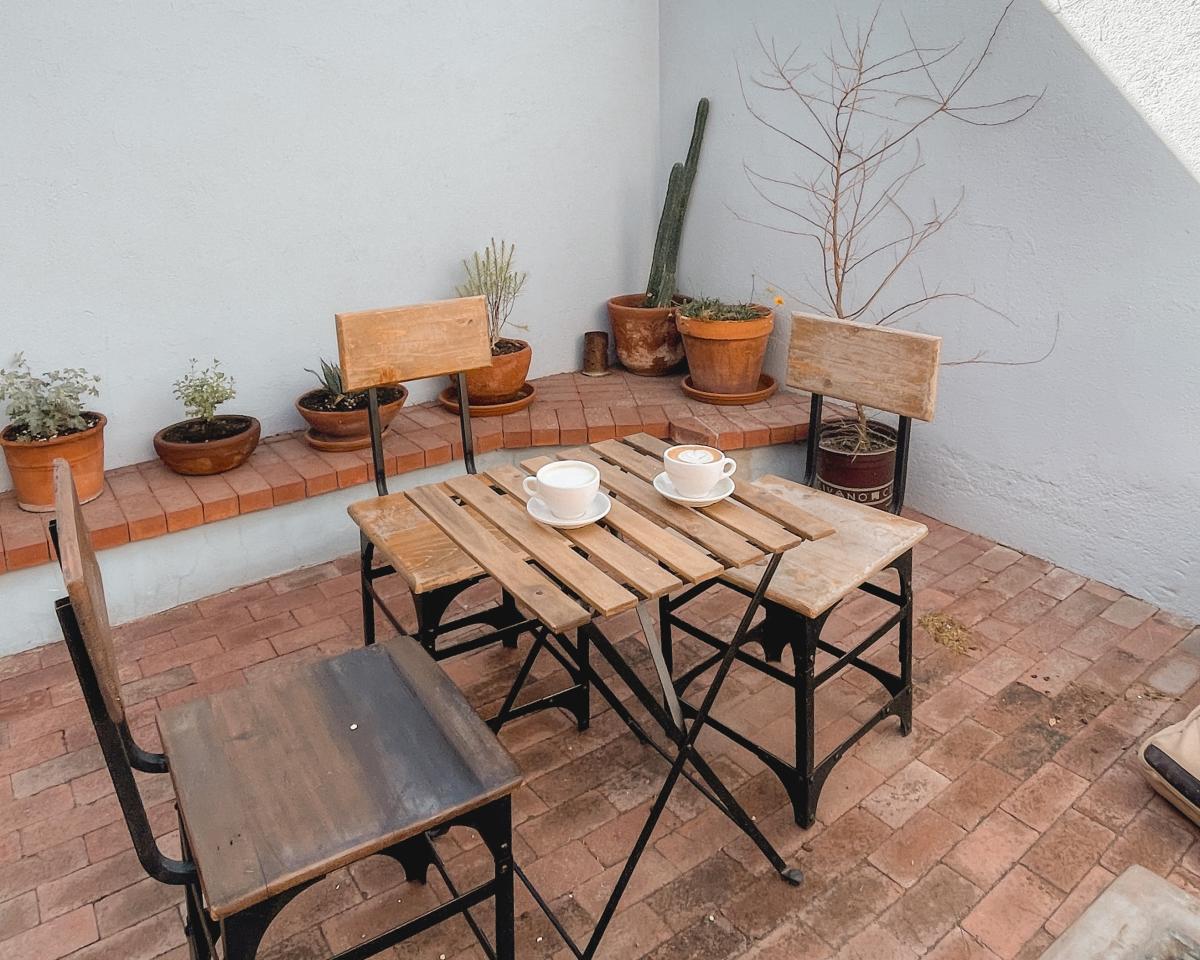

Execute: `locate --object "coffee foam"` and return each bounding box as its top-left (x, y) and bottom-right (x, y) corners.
top-left (668, 446), bottom-right (718, 464)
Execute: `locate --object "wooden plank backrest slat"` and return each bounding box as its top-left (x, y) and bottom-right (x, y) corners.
top-left (53, 460), bottom-right (124, 723)
top-left (787, 314), bottom-right (940, 421)
top-left (621, 434), bottom-right (837, 542)
top-left (520, 456), bottom-right (723, 585)
top-left (335, 296), bottom-right (493, 391)
top-left (592, 440), bottom-right (802, 554)
top-left (486, 465), bottom-right (681, 600)
top-left (405, 487), bottom-right (590, 633)
top-left (444, 475), bottom-right (637, 618)
top-left (557, 448), bottom-right (764, 568)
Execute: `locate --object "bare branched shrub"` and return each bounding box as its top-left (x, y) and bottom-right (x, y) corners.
top-left (740, 1), bottom-right (1042, 448)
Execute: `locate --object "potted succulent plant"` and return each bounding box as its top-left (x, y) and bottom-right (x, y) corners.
top-left (296, 358), bottom-right (408, 451)
top-left (453, 238), bottom-right (530, 405)
top-left (0, 354), bottom-right (105, 512)
top-left (154, 359), bottom-right (260, 475)
top-left (608, 97), bottom-right (708, 376)
top-left (676, 298), bottom-right (775, 399)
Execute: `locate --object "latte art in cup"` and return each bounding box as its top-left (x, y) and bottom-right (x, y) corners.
top-left (663, 444), bottom-right (737, 499)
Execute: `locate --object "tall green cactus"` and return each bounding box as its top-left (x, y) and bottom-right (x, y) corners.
top-left (645, 97), bottom-right (709, 308)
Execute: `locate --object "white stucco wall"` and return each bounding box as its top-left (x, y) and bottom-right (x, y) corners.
top-left (1, 0), bottom-right (660, 486)
top-left (659, 0), bottom-right (1200, 619)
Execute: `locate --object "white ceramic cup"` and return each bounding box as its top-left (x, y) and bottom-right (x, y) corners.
top-left (523, 460), bottom-right (601, 520)
top-left (663, 444), bottom-right (736, 498)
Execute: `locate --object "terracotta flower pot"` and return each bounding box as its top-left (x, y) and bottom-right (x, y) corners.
top-left (295, 386), bottom-right (408, 442)
top-left (676, 305), bottom-right (774, 395)
top-left (461, 339), bottom-right (532, 405)
top-left (815, 419), bottom-right (898, 510)
top-left (0, 413), bottom-right (106, 512)
top-left (607, 294), bottom-right (687, 376)
top-left (154, 415), bottom-right (261, 476)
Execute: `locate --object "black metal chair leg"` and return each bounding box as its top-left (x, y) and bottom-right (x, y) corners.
top-left (219, 881), bottom-right (316, 960)
top-left (896, 551), bottom-right (914, 735)
top-left (658, 595), bottom-right (673, 673)
top-left (793, 616), bottom-right (820, 828)
top-left (475, 797), bottom-right (515, 960)
top-left (360, 533), bottom-right (376, 647)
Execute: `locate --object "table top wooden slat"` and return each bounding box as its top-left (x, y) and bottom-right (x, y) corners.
top-left (406, 486), bottom-right (591, 633)
top-left (158, 638), bottom-right (522, 920)
top-left (557, 448), bottom-right (765, 568)
top-left (486, 464), bottom-right (682, 600)
top-left (590, 439), bottom-right (803, 554)
top-left (520, 456), bottom-right (724, 585)
top-left (622, 433), bottom-right (837, 541)
top-left (445, 474), bottom-right (638, 618)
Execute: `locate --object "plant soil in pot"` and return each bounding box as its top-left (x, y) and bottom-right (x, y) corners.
top-left (815, 418), bottom-right (898, 510)
top-left (1, 413), bottom-right (106, 511)
top-left (154, 415), bottom-right (261, 476)
top-left (607, 295), bottom-right (687, 376)
top-left (461, 338), bottom-right (531, 405)
top-left (676, 299), bottom-right (773, 395)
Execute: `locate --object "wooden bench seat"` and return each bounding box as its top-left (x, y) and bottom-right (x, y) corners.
top-left (158, 636), bottom-right (523, 920)
top-left (724, 475), bottom-right (928, 619)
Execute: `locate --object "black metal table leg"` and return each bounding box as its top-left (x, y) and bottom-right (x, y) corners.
top-left (521, 552), bottom-right (800, 960)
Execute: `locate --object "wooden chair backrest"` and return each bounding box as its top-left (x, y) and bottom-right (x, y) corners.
top-left (53, 459), bottom-right (124, 724)
top-left (335, 296), bottom-right (493, 391)
top-left (787, 313), bottom-right (941, 421)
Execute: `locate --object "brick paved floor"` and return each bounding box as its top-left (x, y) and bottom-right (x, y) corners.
top-left (1, 510), bottom-right (1198, 960)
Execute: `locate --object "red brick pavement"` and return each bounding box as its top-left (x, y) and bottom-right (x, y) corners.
top-left (0, 511), bottom-right (1198, 959)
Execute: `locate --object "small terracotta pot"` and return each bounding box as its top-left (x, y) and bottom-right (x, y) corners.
top-left (295, 386), bottom-right (408, 441)
top-left (154, 415), bottom-right (261, 476)
top-left (815, 419), bottom-right (898, 510)
top-left (607, 294), bottom-right (686, 376)
top-left (676, 305), bottom-right (774, 395)
top-left (461, 340), bottom-right (532, 404)
top-left (0, 413), bottom-right (106, 512)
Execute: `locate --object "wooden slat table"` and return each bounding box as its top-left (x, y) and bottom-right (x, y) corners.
top-left (403, 434), bottom-right (832, 958)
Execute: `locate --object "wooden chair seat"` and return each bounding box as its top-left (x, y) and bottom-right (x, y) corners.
top-left (157, 636), bottom-right (523, 920)
top-left (724, 475), bottom-right (928, 619)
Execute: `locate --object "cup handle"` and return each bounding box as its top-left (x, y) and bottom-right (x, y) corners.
top-left (523, 476), bottom-right (539, 498)
top-left (721, 458), bottom-right (737, 479)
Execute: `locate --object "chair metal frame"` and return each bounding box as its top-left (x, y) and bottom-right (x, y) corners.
top-left (662, 393), bottom-right (916, 827)
top-left (357, 369), bottom-right (590, 734)
top-left (50, 518), bottom-right (518, 960)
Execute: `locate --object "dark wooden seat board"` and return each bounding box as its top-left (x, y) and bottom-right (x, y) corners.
top-left (158, 638), bottom-right (522, 920)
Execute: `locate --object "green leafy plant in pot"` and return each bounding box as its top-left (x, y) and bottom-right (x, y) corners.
top-left (743, 6), bottom-right (1039, 506)
top-left (608, 97), bottom-right (708, 376)
top-left (296, 358), bottom-right (407, 451)
top-left (154, 359), bottom-right (260, 475)
top-left (0, 354), bottom-right (105, 511)
top-left (454, 239), bottom-right (530, 405)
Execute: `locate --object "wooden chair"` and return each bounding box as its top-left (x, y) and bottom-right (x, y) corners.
top-left (664, 313), bottom-right (939, 827)
top-left (49, 459), bottom-right (521, 960)
top-left (338, 298), bottom-right (590, 732)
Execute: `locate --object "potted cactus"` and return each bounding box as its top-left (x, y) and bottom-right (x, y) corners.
top-left (297, 358), bottom-right (408, 450)
top-left (454, 239), bottom-right (531, 405)
top-left (608, 97), bottom-right (708, 376)
top-left (0, 354), bottom-right (105, 511)
top-left (154, 359), bottom-right (260, 475)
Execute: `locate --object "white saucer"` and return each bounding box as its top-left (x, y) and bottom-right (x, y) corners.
top-left (527, 492), bottom-right (611, 529)
top-left (653, 472), bottom-right (734, 507)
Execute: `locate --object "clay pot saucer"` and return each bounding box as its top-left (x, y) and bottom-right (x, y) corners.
top-left (303, 429), bottom-right (371, 452)
top-left (438, 382), bottom-right (537, 418)
top-left (681, 374), bottom-right (777, 406)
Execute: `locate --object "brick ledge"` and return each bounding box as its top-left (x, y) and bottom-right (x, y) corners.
top-left (0, 371), bottom-right (817, 575)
